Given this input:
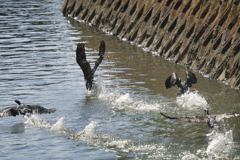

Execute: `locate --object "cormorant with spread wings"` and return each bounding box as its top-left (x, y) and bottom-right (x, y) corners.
top-left (160, 109), bottom-right (240, 131)
top-left (76, 40), bottom-right (105, 90)
top-left (165, 71), bottom-right (197, 95)
top-left (0, 99), bottom-right (56, 117)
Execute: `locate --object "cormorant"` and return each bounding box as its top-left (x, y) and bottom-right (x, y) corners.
top-left (160, 110), bottom-right (239, 131)
top-left (76, 40), bottom-right (105, 90)
top-left (204, 109), bottom-right (221, 131)
top-left (0, 100), bottom-right (56, 117)
top-left (165, 71), bottom-right (197, 95)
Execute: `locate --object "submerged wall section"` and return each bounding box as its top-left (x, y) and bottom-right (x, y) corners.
top-left (61, 0), bottom-right (240, 89)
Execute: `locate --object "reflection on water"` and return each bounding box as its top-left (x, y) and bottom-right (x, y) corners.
top-left (0, 0), bottom-right (240, 159)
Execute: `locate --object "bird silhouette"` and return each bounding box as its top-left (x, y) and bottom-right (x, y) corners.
top-left (76, 40), bottom-right (105, 90)
top-left (160, 110), bottom-right (240, 131)
top-left (165, 71), bottom-right (197, 95)
top-left (0, 100), bottom-right (56, 117)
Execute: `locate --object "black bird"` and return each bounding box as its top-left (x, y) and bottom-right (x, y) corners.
top-left (76, 40), bottom-right (105, 90)
top-left (0, 100), bottom-right (56, 117)
top-left (160, 110), bottom-right (240, 131)
top-left (160, 112), bottom-right (209, 123)
top-left (165, 71), bottom-right (197, 95)
top-left (204, 109), bottom-right (221, 131)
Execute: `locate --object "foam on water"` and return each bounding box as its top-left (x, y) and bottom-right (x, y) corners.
top-left (85, 77), bottom-right (105, 96)
top-left (24, 114), bottom-right (51, 128)
top-left (113, 93), bottom-right (133, 105)
top-left (176, 91), bottom-right (208, 110)
top-left (33, 77), bottom-right (235, 159)
top-left (215, 113), bottom-right (238, 122)
top-left (98, 85), bottom-right (164, 112)
top-left (104, 139), bottom-right (130, 149)
top-left (99, 83), bottom-right (207, 113)
top-left (114, 100), bottom-right (163, 112)
top-left (66, 120), bottom-right (169, 158)
top-left (98, 84), bottom-right (121, 102)
top-left (24, 112), bottom-right (236, 159)
top-left (130, 144), bottom-right (170, 159)
top-left (181, 153), bottom-right (199, 160)
top-left (102, 138), bottom-right (170, 159)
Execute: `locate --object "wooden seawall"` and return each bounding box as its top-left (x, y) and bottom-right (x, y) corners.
top-left (61, 0), bottom-right (240, 88)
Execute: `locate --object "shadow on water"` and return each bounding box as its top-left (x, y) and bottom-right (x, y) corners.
top-left (0, 123), bottom-right (25, 134)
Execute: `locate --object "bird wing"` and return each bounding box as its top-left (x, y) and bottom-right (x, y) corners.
top-left (160, 112), bottom-right (209, 122)
top-left (165, 72), bottom-right (180, 89)
top-left (76, 43), bottom-right (86, 68)
top-left (161, 112), bottom-right (240, 123)
top-left (80, 61), bottom-right (93, 80)
top-left (93, 40), bottom-right (105, 72)
top-left (0, 106), bottom-right (19, 117)
top-left (76, 43), bottom-right (93, 79)
top-left (25, 105), bottom-right (56, 114)
top-left (1, 99), bottom-right (56, 117)
top-left (214, 113), bottom-right (240, 122)
top-left (185, 71), bottom-right (197, 87)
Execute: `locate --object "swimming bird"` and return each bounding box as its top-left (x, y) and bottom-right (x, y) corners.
top-left (165, 71), bottom-right (197, 95)
top-left (76, 40), bottom-right (105, 90)
top-left (0, 99), bottom-right (56, 117)
top-left (160, 110), bottom-right (240, 131)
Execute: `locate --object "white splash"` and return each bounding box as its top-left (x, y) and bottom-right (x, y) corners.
top-left (78, 121), bottom-right (98, 136)
top-left (24, 114), bottom-right (51, 128)
top-left (50, 117), bottom-right (67, 134)
top-left (98, 85), bottom-right (120, 102)
top-left (206, 130), bottom-right (233, 155)
top-left (104, 139), bottom-right (130, 149)
top-left (114, 100), bottom-right (162, 112)
top-left (182, 129), bottom-right (234, 159)
top-left (114, 93), bottom-right (133, 105)
top-left (98, 85), bottom-right (163, 112)
top-left (70, 121), bottom-right (98, 141)
top-left (85, 89), bottom-right (93, 96)
top-left (176, 91), bottom-right (208, 110)
top-left (215, 113), bottom-right (239, 122)
top-left (84, 77), bottom-right (104, 96)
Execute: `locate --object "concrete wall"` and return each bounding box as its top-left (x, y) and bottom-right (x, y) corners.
top-left (61, 0), bottom-right (240, 89)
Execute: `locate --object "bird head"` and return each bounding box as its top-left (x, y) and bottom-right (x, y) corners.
top-left (204, 109), bottom-right (210, 115)
top-left (76, 43), bottom-right (86, 60)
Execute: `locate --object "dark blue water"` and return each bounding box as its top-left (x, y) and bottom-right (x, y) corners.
top-left (1, 0), bottom-right (240, 159)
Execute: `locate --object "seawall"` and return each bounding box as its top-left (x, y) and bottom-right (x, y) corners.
top-left (61, 0), bottom-right (240, 89)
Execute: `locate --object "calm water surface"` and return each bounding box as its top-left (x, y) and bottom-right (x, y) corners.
top-left (1, 0), bottom-right (240, 159)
